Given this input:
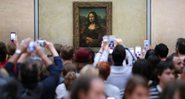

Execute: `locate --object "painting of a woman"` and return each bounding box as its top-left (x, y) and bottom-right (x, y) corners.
top-left (80, 11), bottom-right (106, 47)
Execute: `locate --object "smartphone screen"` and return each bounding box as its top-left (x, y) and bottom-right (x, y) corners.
top-left (10, 32), bottom-right (16, 40)
top-left (144, 40), bottom-right (150, 50)
top-left (107, 97), bottom-right (115, 99)
top-left (108, 35), bottom-right (116, 54)
top-left (135, 46), bottom-right (142, 57)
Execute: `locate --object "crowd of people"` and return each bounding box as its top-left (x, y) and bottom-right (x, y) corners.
top-left (0, 36), bottom-right (185, 99)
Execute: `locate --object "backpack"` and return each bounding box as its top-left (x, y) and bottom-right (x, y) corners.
top-left (18, 82), bottom-right (43, 99)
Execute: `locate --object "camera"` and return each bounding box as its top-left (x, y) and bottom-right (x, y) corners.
top-left (37, 40), bottom-right (45, 47)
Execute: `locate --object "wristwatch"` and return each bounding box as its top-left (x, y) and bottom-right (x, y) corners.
top-left (15, 49), bottom-right (21, 55)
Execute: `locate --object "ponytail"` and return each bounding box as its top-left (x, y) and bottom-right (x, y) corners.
top-left (64, 71), bottom-right (77, 91)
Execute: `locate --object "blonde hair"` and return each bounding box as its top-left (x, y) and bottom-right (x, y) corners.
top-left (80, 65), bottom-right (99, 77)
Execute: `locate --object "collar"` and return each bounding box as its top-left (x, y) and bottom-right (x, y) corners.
top-left (157, 85), bottom-right (162, 93)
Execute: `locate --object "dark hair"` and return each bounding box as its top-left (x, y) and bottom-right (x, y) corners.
top-left (176, 38), bottom-right (185, 55)
top-left (156, 61), bottom-right (174, 76)
top-left (166, 53), bottom-right (177, 62)
top-left (0, 78), bottom-right (18, 99)
top-left (20, 58), bottom-right (43, 89)
top-left (146, 54), bottom-right (160, 81)
top-left (112, 45), bottom-right (126, 66)
top-left (155, 61), bottom-right (174, 83)
top-left (132, 59), bottom-right (150, 81)
top-left (145, 49), bottom-right (156, 59)
top-left (61, 45), bottom-right (74, 60)
top-left (96, 62), bottom-right (110, 80)
top-left (54, 43), bottom-right (62, 55)
top-left (123, 76), bottom-right (148, 99)
top-left (87, 11), bottom-right (99, 25)
top-left (70, 76), bottom-right (100, 99)
top-left (160, 79), bottom-right (185, 99)
top-left (0, 41), bottom-right (7, 62)
top-left (155, 43), bottom-right (169, 58)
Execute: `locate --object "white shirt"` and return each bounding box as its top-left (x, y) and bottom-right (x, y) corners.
top-left (93, 51), bottom-right (109, 66)
top-left (156, 85), bottom-right (162, 93)
top-left (107, 65), bottom-right (132, 97)
top-left (105, 82), bottom-right (121, 99)
top-left (55, 83), bottom-right (69, 99)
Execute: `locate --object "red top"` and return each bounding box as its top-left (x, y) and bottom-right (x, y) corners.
top-left (0, 60), bottom-right (16, 73)
top-left (0, 60), bottom-right (7, 68)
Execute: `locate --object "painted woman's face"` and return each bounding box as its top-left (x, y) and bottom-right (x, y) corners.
top-left (89, 13), bottom-right (95, 23)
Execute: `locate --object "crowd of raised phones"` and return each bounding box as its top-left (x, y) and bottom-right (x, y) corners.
top-left (0, 37), bottom-right (185, 99)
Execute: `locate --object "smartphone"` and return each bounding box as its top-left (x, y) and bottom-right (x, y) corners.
top-left (28, 41), bottom-right (35, 52)
top-left (135, 46), bottom-right (142, 57)
top-left (144, 40), bottom-right (150, 50)
top-left (37, 40), bottom-right (45, 47)
top-left (10, 32), bottom-right (16, 41)
top-left (108, 35), bottom-right (116, 54)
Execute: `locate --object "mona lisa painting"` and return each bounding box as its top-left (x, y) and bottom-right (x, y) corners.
top-left (73, 2), bottom-right (112, 49)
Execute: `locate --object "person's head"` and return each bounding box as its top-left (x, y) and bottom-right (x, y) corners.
top-left (176, 38), bottom-right (185, 55)
top-left (88, 11), bottom-right (98, 25)
top-left (156, 61), bottom-right (175, 86)
top-left (132, 59), bottom-right (150, 81)
top-left (19, 58), bottom-right (43, 88)
top-left (60, 45), bottom-right (74, 61)
top-left (64, 71), bottom-right (77, 91)
top-left (62, 63), bottom-right (76, 77)
top-left (124, 76), bottom-right (149, 99)
top-left (96, 62), bottom-right (110, 80)
top-left (0, 41), bottom-right (7, 62)
top-left (145, 49), bottom-right (155, 59)
top-left (160, 79), bottom-right (185, 99)
top-left (154, 43), bottom-right (169, 60)
top-left (86, 48), bottom-right (95, 63)
top-left (80, 65), bottom-right (99, 77)
top-left (112, 45), bottom-right (126, 66)
top-left (74, 48), bottom-right (94, 71)
top-left (70, 76), bottom-right (105, 99)
top-left (0, 78), bottom-right (18, 99)
top-left (6, 41), bottom-right (16, 56)
top-left (146, 54), bottom-right (160, 81)
top-left (167, 53), bottom-right (184, 73)
top-left (54, 43), bottom-right (62, 55)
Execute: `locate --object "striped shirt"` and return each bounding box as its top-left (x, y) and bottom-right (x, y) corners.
top-left (150, 85), bottom-right (162, 99)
